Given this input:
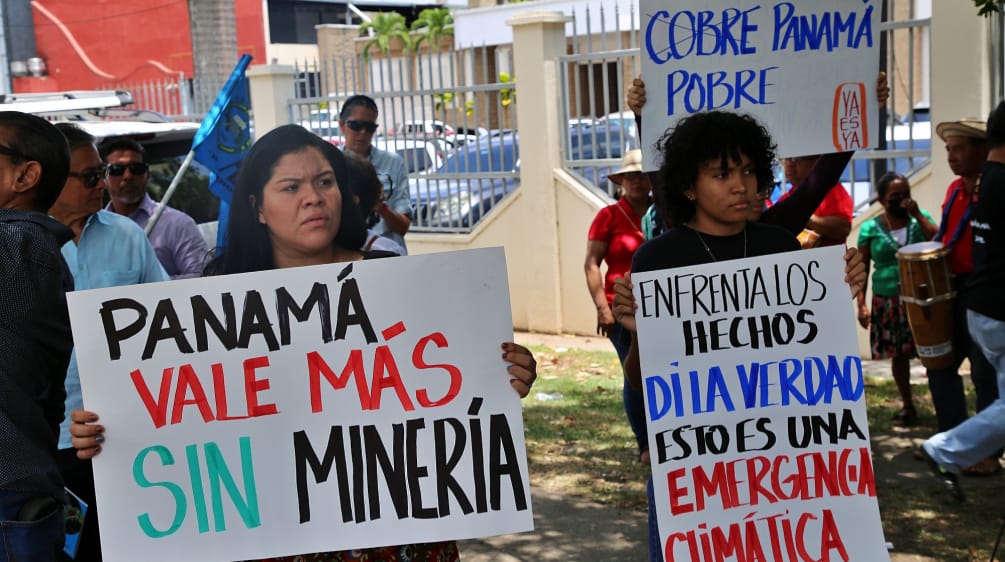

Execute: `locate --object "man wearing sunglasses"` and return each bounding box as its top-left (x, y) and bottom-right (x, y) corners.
top-left (100, 138), bottom-right (209, 278)
top-left (48, 123), bottom-right (169, 561)
top-left (339, 94), bottom-right (412, 253)
top-left (0, 111), bottom-right (76, 560)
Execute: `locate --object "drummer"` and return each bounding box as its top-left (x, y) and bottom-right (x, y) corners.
top-left (856, 173), bottom-right (937, 426)
top-left (924, 118), bottom-right (1000, 475)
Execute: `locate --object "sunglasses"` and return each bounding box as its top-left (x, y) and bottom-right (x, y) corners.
top-left (0, 143), bottom-right (28, 161)
top-left (68, 167), bottom-right (106, 189)
top-left (106, 162), bottom-right (150, 176)
top-left (345, 120), bottom-right (378, 133)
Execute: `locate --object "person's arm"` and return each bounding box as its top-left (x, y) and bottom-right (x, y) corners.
top-left (172, 216), bottom-right (211, 279)
top-left (627, 76), bottom-right (645, 137)
top-left (585, 240), bottom-right (614, 336)
top-left (806, 213), bottom-right (852, 242)
top-left (761, 151), bottom-right (852, 234)
top-left (856, 244), bottom-right (872, 329)
top-left (380, 158), bottom-right (412, 236)
top-left (906, 203), bottom-right (939, 241)
top-left (612, 274), bottom-right (642, 389)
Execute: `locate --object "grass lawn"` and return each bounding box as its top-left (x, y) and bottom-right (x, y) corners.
top-left (522, 344), bottom-right (1005, 562)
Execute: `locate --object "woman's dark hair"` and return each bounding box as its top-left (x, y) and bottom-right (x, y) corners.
top-left (875, 172), bottom-right (908, 200)
top-left (343, 153), bottom-right (383, 213)
top-left (206, 125), bottom-right (367, 274)
top-left (654, 111), bottom-right (776, 228)
top-left (339, 95), bottom-right (379, 120)
top-left (0, 111), bottom-right (70, 211)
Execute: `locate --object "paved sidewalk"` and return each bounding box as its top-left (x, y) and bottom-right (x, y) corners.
top-left (458, 332), bottom-right (949, 562)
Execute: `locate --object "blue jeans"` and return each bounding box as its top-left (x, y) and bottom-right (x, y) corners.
top-left (924, 310), bottom-right (1005, 472)
top-left (608, 322), bottom-right (648, 452)
top-left (0, 490), bottom-right (63, 562)
top-left (646, 476), bottom-right (664, 562)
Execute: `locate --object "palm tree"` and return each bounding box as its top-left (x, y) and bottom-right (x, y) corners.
top-left (360, 12), bottom-right (412, 59)
top-left (411, 8), bottom-right (454, 53)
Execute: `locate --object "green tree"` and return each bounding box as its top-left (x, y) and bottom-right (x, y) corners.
top-left (975, 0), bottom-right (1003, 15)
top-left (411, 8), bottom-right (454, 52)
top-left (360, 12), bottom-right (412, 59)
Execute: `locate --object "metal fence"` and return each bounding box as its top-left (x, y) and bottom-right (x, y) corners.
top-left (103, 72), bottom-right (213, 122)
top-left (290, 45), bottom-right (518, 233)
top-left (559, 4), bottom-right (641, 199)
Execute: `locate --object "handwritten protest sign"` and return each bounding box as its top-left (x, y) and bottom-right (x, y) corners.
top-left (67, 247), bottom-right (532, 562)
top-left (640, 0), bottom-right (880, 170)
top-left (633, 246), bottom-right (889, 562)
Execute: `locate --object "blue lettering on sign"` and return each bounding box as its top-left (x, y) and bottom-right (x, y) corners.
top-left (772, 2), bottom-right (874, 52)
top-left (665, 66), bottom-right (778, 115)
top-left (645, 354), bottom-right (863, 421)
top-left (644, 7), bottom-right (760, 63)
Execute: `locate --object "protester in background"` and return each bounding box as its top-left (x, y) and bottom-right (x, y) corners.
top-left (856, 172), bottom-right (937, 427)
top-left (920, 118), bottom-right (1000, 476)
top-left (49, 123), bottom-right (170, 561)
top-left (925, 100), bottom-right (1005, 500)
top-left (101, 138), bottom-right (209, 278)
top-left (69, 124), bottom-right (538, 562)
top-left (0, 110), bottom-right (75, 561)
top-left (609, 111), bottom-right (866, 562)
top-left (339, 95), bottom-right (412, 253)
top-left (343, 151), bottom-right (406, 255)
top-left (585, 149), bottom-right (652, 463)
top-left (775, 153), bottom-right (854, 247)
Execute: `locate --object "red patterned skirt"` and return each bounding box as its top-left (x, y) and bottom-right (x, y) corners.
top-left (869, 294), bottom-right (916, 360)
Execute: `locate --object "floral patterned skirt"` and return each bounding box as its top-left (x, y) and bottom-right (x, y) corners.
top-left (251, 541), bottom-right (460, 562)
top-left (869, 294), bottom-right (916, 360)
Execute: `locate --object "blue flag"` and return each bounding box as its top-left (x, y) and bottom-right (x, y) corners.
top-left (191, 53), bottom-right (253, 248)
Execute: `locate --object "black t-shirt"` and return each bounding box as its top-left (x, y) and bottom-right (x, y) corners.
top-left (967, 160), bottom-right (1005, 321)
top-left (632, 221), bottom-right (800, 273)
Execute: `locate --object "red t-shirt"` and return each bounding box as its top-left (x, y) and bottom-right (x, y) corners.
top-left (776, 183), bottom-right (853, 246)
top-left (939, 177), bottom-right (974, 274)
top-left (588, 198), bottom-right (644, 305)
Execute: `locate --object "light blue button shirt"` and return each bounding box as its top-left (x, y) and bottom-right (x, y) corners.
top-left (58, 210), bottom-right (170, 449)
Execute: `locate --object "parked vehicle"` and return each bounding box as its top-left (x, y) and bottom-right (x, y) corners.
top-left (409, 132), bottom-right (520, 229)
top-left (374, 138), bottom-right (446, 174)
top-left (394, 119), bottom-right (455, 138)
top-left (299, 109), bottom-right (342, 142)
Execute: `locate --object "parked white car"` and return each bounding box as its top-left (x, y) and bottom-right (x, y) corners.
top-left (375, 138), bottom-right (447, 174)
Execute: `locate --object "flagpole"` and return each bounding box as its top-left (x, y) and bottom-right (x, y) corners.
top-left (144, 150), bottom-right (197, 235)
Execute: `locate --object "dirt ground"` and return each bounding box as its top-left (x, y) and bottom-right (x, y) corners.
top-left (454, 332), bottom-right (1002, 562)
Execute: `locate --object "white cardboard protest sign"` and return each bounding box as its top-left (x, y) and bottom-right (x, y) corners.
top-left (67, 247), bottom-right (533, 562)
top-left (633, 246), bottom-right (890, 562)
top-left (640, 0), bottom-right (880, 170)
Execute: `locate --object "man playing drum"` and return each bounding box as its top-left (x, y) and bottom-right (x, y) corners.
top-left (922, 118), bottom-right (1000, 476)
top-left (924, 100), bottom-right (1005, 499)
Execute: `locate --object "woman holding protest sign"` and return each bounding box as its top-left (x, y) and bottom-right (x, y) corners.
top-left (856, 172), bottom-right (937, 427)
top-left (68, 125), bottom-right (538, 562)
top-left (609, 111), bottom-right (866, 562)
